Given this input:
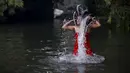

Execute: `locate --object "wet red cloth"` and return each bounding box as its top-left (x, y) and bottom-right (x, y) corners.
top-left (73, 32), bottom-right (93, 56)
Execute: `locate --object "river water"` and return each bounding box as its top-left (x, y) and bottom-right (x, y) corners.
top-left (0, 19), bottom-right (129, 73)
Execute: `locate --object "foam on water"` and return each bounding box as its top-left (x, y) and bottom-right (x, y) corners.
top-left (58, 16), bottom-right (105, 64)
top-left (58, 53), bottom-right (104, 64)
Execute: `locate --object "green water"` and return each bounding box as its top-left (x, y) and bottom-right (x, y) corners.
top-left (0, 21), bottom-right (129, 73)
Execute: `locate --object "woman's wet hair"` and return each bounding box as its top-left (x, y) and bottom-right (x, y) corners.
top-left (75, 4), bottom-right (98, 26)
top-left (76, 4), bottom-right (88, 15)
top-left (82, 11), bottom-right (98, 25)
top-left (82, 10), bottom-right (90, 18)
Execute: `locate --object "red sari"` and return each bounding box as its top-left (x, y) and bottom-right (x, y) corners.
top-left (73, 32), bottom-right (93, 56)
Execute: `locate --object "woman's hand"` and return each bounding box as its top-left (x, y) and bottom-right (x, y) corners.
top-left (90, 20), bottom-right (101, 28)
top-left (63, 19), bottom-right (67, 24)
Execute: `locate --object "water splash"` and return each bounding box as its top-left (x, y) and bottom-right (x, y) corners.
top-left (58, 16), bottom-right (104, 64)
top-left (76, 16), bottom-right (89, 60)
top-left (76, 16), bottom-right (105, 63)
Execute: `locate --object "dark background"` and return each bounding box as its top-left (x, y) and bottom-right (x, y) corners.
top-left (2, 0), bottom-right (54, 24)
top-left (1, 0), bottom-right (98, 25)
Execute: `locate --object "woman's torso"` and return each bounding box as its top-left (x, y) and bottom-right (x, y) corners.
top-left (74, 26), bottom-right (90, 40)
top-left (74, 26), bottom-right (91, 33)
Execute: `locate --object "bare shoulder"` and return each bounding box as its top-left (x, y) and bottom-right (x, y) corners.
top-left (74, 26), bottom-right (79, 29)
top-left (74, 26), bottom-right (80, 32)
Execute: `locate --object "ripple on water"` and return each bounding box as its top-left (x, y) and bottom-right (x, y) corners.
top-left (38, 55), bottom-right (105, 73)
top-left (38, 53), bottom-right (105, 64)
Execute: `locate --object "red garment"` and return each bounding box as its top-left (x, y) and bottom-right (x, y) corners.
top-left (73, 32), bottom-right (93, 56)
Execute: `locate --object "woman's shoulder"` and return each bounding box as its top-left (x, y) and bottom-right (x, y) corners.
top-left (74, 26), bottom-right (80, 32)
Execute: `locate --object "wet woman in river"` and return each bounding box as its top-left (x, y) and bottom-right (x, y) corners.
top-left (62, 5), bottom-right (101, 56)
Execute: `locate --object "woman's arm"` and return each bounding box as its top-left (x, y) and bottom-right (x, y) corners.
top-left (90, 20), bottom-right (101, 28)
top-left (62, 19), bottom-right (75, 30)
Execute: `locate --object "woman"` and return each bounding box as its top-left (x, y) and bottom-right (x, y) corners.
top-left (62, 5), bottom-right (101, 56)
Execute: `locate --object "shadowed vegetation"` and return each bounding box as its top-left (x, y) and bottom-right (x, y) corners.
top-left (0, 0), bottom-right (23, 16)
top-left (95, 0), bottom-right (130, 35)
